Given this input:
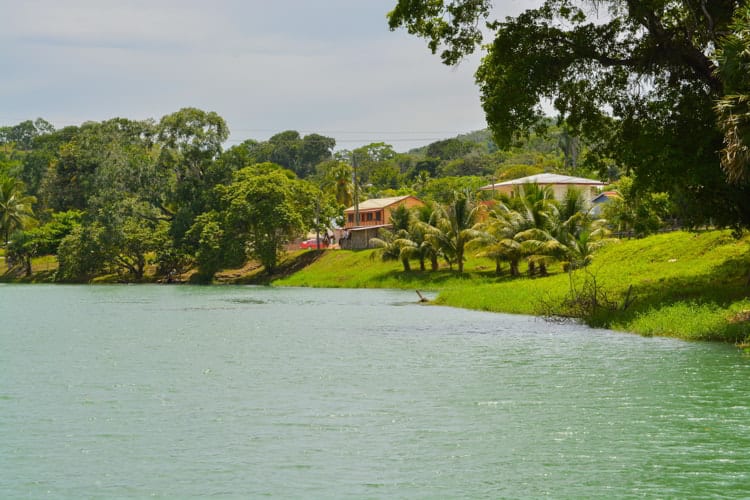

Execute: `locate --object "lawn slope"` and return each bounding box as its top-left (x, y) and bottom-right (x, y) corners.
top-left (276, 230), bottom-right (750, 343)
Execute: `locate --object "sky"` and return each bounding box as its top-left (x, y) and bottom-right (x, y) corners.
top-left (0, 1), bottom-right (539, 153)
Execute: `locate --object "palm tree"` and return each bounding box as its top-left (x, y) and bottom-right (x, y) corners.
top-left (0, 176), bottom-right (36, 246)
top-left (472, 204), bottom-right (526, 276)
top-left (478, 184), bottom-right (613, 278)
top-left (388, 203), bottom-right (412, 232)
top-left (369, 204), bottom-right (416, 272)
top-left (510, 183), bottom-right (561, 276)
top-left (433, 191), bottom-right (482, 273)
top-left (369, 228), bottom-right (414, 271)
top-left (412, 203), bottom-right (441, 271)
top-left (321, 161), bottom-right (354, 207)
top-left (715, 4), bottom-right (750, 184)
top-left (559, 187), bottom-right (585, 222)
top-left (555, 214), bottom-right (613, 270)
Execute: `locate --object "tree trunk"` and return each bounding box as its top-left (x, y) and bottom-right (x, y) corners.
top-left (510, 259), bottom-right (519, 277)
top-left (431, 255), bottom-right (439, 272)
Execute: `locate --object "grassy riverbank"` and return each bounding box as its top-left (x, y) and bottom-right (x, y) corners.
top-left (276, 230), bottom-right (750, 344)
top-left (3, 230), bottom-right (749, 343)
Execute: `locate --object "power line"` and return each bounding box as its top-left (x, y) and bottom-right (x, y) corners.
top-left (1, 115), bottom-right (490, 151)
top-left (222, 137), bottom-right (466, 145)
top-left (0, 115), bottom-right (484, 139)
top-left (227, 127), bottom-right (479, 136)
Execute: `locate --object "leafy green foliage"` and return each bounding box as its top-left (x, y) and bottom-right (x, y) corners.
top-left (219, 166), bottom-right (318, 275)
top-left (0, 175), bottom-right (36, 244)
top-left (389, 0), bottom-right (750, 229)
top-left (416, 176), bottom-right (486, 204)
top-left (387, 0), bottom-right (493, 65)
top-left (715, 3), bottom-right (750, 186)
top-left (369, 227), bottom-right (415, 272)
top-left (186, 211), bottom-right (235, 282)
top-left (602, 176), bottom-right (674, 237)
top-left (318, 160), bottom-right (354, 208)
top-left (101, 204), bottom-right (169, 281)
top-left (56, 223), bottom-right (109, 282)
top-left (240, 130), bottom-right (336, 179)
top-left (5, 210), bottom-right (81, 275)
top-left (0, 118), bottom-right (54, 151)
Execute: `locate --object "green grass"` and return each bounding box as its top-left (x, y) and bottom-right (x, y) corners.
top-left (275, 230), bottom-right (750, 343)
top-left (625, 300), bottom-right (750, 341)
top-left (3, 230), bottom-right (748, 343)
top-left (275, 248), bottom-right (505, 289)
top-left (0, 251), bottom-right (58, 282)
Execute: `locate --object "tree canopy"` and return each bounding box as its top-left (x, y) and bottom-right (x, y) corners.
top-left (389, 0), bottom-right (750, 228)
top-left (0, 97), bottom-right (706, 282)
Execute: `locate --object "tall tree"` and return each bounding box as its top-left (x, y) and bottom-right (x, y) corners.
top-left (300, 133), bottom-right (336, 178)
top-left (473, 203), bottom-right (528, 276)
top-left (505, 184), bottom-right (562, 276)
top-left (158, 108), bottom-right (228, 179)
top-left (0, 118), bottom-right (54, 151)
top-left (716, 3), bottom-right (750, 186)
top-left (369, 227), bottom-right (415, 272)
top-left (319, 160), bottom-right (355, 207)
top-left (219, 166), bottom-right (318, 274)
top-left (157, 108), bottom-right (229, 240)
top-left (40, 119), bottom-right (158, 213)
top-left (248, 131), bottom-right (335, 179)
top-left (352, 142), bottom-right (398, 185)
top-left (433, 191), bottom-right (482, 273)
top-left (426, 138), bottom-right (475, 161)
top-left (0, 176), bottom-right (36, 246)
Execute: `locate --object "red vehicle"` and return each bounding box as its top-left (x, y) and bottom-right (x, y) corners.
top-left (299, 238), bottom-right (328, 249)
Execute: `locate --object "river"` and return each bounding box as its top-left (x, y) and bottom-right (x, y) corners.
top-left (1, 284), bottom-right (749, 498)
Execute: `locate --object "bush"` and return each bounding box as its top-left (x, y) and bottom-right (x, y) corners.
top-left (56, 223), bottom-right (109, 282)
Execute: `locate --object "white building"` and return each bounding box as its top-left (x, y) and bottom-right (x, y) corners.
top-left (479, 173), bottom-right (606, 204)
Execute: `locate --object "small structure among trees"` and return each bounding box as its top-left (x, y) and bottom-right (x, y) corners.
top-left (480, 173), bottom-right (605, 207)
top-left (340, 195), bottom-right (424, 249)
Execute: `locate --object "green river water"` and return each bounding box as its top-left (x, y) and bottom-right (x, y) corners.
top-left (1, 284), bottom-right (749, 498)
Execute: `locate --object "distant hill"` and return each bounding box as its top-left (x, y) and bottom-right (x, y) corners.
top-left (408, 129), bottom-right (496, 156)
top-left (408, 121), bottom-right (563, 158)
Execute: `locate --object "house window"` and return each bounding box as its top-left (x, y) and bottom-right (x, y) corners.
top-left (347, 214), bottom-right (354, 223)
top-left (375, 211), bottom-right (381, 221)
top-left (366, 212), bottom-right (373, 221)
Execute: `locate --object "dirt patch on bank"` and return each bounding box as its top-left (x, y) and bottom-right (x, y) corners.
top-left (215, 250), bottom-right (326, 285)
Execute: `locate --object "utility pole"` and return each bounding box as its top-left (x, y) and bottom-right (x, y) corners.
top-left (352, 152), bottom-right (360, 226)
top-left (314, 197), bottom-right (321, 249)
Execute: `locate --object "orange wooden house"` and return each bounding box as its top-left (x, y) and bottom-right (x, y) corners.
top-left (340, 195), bottom-right (424, 249)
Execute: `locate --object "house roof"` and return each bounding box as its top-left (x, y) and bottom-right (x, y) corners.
top-left (346, 224), bottom-right (391, 232)
top-left (480, 173), bottom-right (606, 190)
top-left (344, 195), bottom-right (417, 212)
top-left (592, 190), bottom-right (621, 202)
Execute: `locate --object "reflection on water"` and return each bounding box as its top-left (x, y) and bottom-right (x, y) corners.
top-left (1, 284), bottom-right (749, 498)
